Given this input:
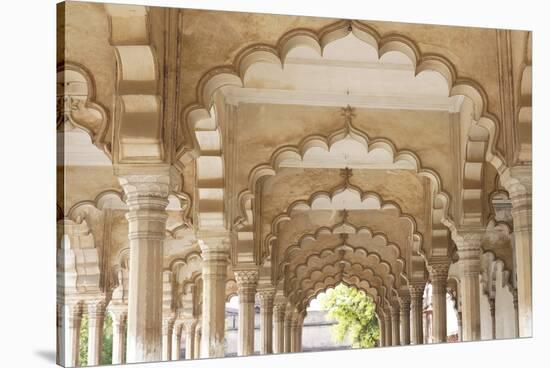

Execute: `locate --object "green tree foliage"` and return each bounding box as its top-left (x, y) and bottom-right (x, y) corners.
top-left (77, 312), bottom-right (114, 366)
top-left (319, 284), bottom-right (380, 348)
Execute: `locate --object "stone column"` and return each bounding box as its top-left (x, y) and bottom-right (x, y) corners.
top-left (296, 313), bottom-right (304, 352)
top-left (409, 283), bottom-right (424, 345)
top-left (489, 298), bottom-right (496, 339)
top-left (284, 309), bottom-right (293, 353)
top-left (390, 302), bottom-right (401, 346)
top-left (501, 166), bottom-right (531, 337)
top-left (118, 171), bottom-right (170, 363)
top-left (61, 302), bottom-right (83, 367)
top-left (273, 301), bottom-right (286, 353)
top-left (512, 289), bottom-right (519, 338)
top-left (194, 326), bottom-right (201, 358)
top-left (87, 300), bottom-right (106, 366)
top-left (429, 262), bottom-right (449, 343)
top-left (383, 309), bottom-right (392, 346)
top-left (162, 317), bottom-right (174, 361)
top-left (171, 322), bottom-right (183, 360)
top-left (258, 288), bottom-right (275, 354)
top-left (399, 295), bottom-right (411, 345)
top-left (110, 307), bottom-right (128, 365)
top-left (235, 269), bottom-right (259, 356)
top-left (378, 313), bottom-right (386, 347)
top-left (183, 319), bottom-right (197, 359)
top-left (457, 311), bottom-right (463, 341)
top-left (199, 235), bottom-right (229, 358)
top-left (456, 233), bottom-right (482, 341)
top-left (290, 313), bottom-right (299, 352)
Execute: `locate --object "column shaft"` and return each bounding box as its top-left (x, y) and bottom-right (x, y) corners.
top-left (87, 301), bottom-right (106, 366)
top-left (273, 304), bottom-right (286, 353)
top-left (409, 284), bottom-right (424, 345)
top-left (399, 298), bottom-right (411, 345)
top-left (378, 315), bottom-right (385, 347)
top-left (199, 237), bottom-right (229, 358)
top-left (383, 312), bottom-right (392, 346)
top-left (110, 309), bottom-right (127, 365)
top-left (457, 235), bottom-right (482, 342)
top-left (430, 263), bottom-right (449, 343)
top-left (512, 289), bottom-right (520, 338)
top-left (162, 318), bottom-right (174, 361)
top-left (235, 270), bottom-right (259, 356)
top-left (171, 323), bottom-right (182, 360)
top-left (284, 312), bottom-right (292, 353)
top-left (118, 173), bottom-right (170, 363)
top-left (258, 289), bottom-right (275, 354)
top-left (183, 320), bottom-right (197, 359)
top-left (390, 304), bottom-right (400, 346)
top-left (61, 303), bottom-right (82, 367)
top-left (194, 328), bottom-right (201, 358)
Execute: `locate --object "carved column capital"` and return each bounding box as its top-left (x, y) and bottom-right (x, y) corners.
top-left (409, 283), bottom-right (426, 300)
top-left (87, 299), bottom-right (107, 320)
top-left (162, 317), bottom-right (175, 335)
top-left (258, 288), bottom-right (275, 310)
top-left (235, 270), bottom-right (259, 303)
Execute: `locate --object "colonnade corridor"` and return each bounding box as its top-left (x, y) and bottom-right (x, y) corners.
top-left (57, 2), bottom-right (532, 366)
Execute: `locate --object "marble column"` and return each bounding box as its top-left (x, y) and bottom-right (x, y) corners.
top-left (409, 283), bottom-right (424, 345)
top-left (110, 307), bottom-right (127, 365)
top-left (390, 302), bottom-right (401, 346)
top-left (162, 317), bottom-right (174, 361)
top-left (512, 289), bottom-right (519, 338)
top-left (235, 269), bottom-right (259, 356)
top-left (508, 169), bottom-right (532, 337)
top-left (61, 302), bottom-right (83, 367)
top-left (199, 235), bottom-right (229, 358)
top-left (284, 309), bottom-right (293, 353)
top-left (87, 300), bottom-right (106, 366)
top-left (171, 322), bottom-right (183, 360)
top-left (456, 233), bottom-right (482, 341)
top-left (399, 295), bottom-right (411, 345)
top-left (194, 327), bottom-right (201, 358)
top-left (489, 298), bottom-right (496, 339)
top-left (429, 262), bottom-right (449, 343)
top-left (383, 309), bottom-right (392, 346)
top-left (118, 171), bottom-right (170, 363)
top-left (183, 319), bottom-right (197, 359)
top-left (378, 314), bottom-right (386, 347)
top-left (258, 288), bottom-right (275, 354)
top-left (273, 302), bottom-right (286, 353)
top-left (296, 314), bottom-right (304, 352)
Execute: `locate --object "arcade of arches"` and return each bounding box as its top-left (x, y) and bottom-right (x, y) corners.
top-left (57, 2), bottom-right (532, 366)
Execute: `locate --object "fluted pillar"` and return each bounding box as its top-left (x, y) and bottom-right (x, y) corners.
top-left (399, 295), bottom-right (411, 345)
top-left (235, 269), bottom-right (259, 356)
top-left (390, 302), bottom-right (400, 346)
top-left (258, 288), bottom-right (275, 354)
top-left (87, 300), bottom-right (106, 366)
top-left (429, 262), bottom-right (449, 343)
top-left (501, 166), bottom-right (532, 337)
top-left (162, 317), bottom-right (174, 361)
top-left (456, 232), bottom-right (482, 341)
top-left (117, 170), bottom-right (170, 363)
top-left (109, 306), bottom-right (127, 365)
top-left (409, 283), bottom-right (424, 345)
top-left (171, 322), bottom-right (183, 360)
top-left (273, 301), bottom-right (286, 353)
top-left (60, 302), bottom-right (83, 367)
top-left (199, 235), bottom-right (229, 358)
top-left (284, 308), bottom-right (293, 353)
top-left (383, 309), bottom-right (392, 346)
top-left (183, 319), bottom-right (197, 359)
